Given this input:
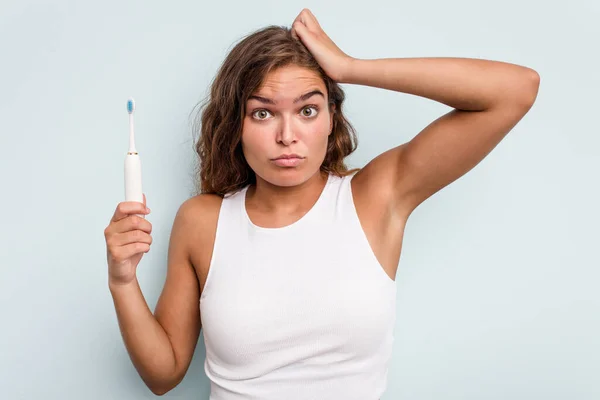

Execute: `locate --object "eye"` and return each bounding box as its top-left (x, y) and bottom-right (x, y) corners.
top-left (301, 106), bottom-right (319, 118)
top-left (252, 109), bottom-right (272, 120)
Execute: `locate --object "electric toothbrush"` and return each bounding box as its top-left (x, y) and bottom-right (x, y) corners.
top-left (124, 97), bottom-right (144, 217)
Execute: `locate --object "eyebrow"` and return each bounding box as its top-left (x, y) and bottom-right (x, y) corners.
top-left (247, 89), bottom-right (325, 105)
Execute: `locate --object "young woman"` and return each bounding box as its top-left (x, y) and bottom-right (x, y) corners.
top-left (104, 9), bottom-right (540, 399)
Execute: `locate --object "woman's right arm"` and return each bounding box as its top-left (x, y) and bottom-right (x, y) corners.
top-left (105, 197), bottom-right (202, 395)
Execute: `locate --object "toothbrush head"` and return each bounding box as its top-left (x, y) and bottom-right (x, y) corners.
top-left (127, 98), bottom-right (135, 114)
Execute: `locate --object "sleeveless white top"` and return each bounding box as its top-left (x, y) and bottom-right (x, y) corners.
top-left (199, 172), bottom-right (397, 400)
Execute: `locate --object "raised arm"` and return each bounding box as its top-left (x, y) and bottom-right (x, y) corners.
top-left (346, 57), bottom-right (540, 214)
top-left (290, 9), bottom-right (540, 216)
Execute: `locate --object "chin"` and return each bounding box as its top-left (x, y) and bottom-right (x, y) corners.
top-left (258, 166), bottom-right (317, 188)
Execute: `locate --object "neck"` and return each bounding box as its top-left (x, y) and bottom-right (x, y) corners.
top-left (246, 170), bottom-right (328, 215)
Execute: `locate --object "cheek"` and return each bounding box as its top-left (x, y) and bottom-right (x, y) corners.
top-left (241, 125), bottom-right (265, 154)
top-left (302, 120), bottom-right (330, 146)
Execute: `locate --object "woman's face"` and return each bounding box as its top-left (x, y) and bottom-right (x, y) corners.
top-left (241, 64), bottom-right (333, 187)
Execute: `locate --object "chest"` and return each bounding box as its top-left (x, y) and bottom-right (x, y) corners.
top-left (192, 211), bottom-right (407, 302)
top-left (198, 233), bottom-right (396, 368)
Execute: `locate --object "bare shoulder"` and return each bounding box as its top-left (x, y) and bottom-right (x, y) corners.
top-left (350, 142), bottom-right (413, 219)
top-left (177, 193), bottom-right (223, 231)
top-left (160, 193), bottom-right (223, 293)
top-left (175, 194), bottom-right (223, 272)
top-left (175, 193), bottom-right (223, 294)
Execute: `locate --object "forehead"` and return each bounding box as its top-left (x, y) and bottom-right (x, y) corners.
top-left (251, 65), bottom-right (326, 101)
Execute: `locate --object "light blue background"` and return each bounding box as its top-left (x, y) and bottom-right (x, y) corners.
top-left (1, 0), bottom-right (598, 399)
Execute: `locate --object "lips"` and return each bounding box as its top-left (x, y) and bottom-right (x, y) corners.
top-left (271, 154), bottom-right (305, 167)
top-left (273, 154), bottom-right (303, 160)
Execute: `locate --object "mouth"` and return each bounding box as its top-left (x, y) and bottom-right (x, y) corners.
top-left (272, 153), bottom-right (304, 160)
top-left (271, 154), bottom-right (305, 167)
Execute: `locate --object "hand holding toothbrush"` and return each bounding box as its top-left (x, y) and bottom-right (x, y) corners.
top-left (104, 195), bottom-right (152, 286)
top-left (103, 97), bottom-right (150, 287)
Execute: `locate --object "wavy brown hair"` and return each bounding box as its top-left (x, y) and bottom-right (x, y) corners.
top-left (191, 25), bottom-right (359, 196)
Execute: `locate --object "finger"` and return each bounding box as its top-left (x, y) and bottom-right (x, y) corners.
top-left (143, 193), bottom-right (146, 207)
top-left (299, 8), bottom-right (321, 33)
top-left (292, 20), bottom-right (311, 42)
top-left (291, 18), bottom-right (300, 39)
top-left (116, 215), bottom-right (153, 234)
top-left (291, 13), bottom-right (304, 37)
top-left (106, 216), bottom-right (152, 239)
top-left (291, 22), bottom-right (299, 39)
top-left (112, 201), bottom-right (150, 222)
top-left (114, 230), bottom-right (153, 247)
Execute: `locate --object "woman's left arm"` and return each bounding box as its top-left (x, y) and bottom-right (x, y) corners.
top-left (292, 8), bottom-right (540, 215)
top-left (343, 57), bottom-right (540, 214)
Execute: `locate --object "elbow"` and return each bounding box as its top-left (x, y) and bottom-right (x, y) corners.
top-left (518, 68), bottom-right (541, 109)
top-left (141, 354), bottom-right (185, 395)
top-left (494, 67), bottom-right (540, 111)
top-left (150, 388), bottom-right (168, 396)
top-left (152, 389), bottom-right (170, 397)
top-left (148, 382), bottom-right (174, 396)
top-left (144, 374), bottom-right (182, 396)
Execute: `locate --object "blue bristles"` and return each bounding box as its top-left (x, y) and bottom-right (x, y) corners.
top-left (127, 98), bottom-right (135, 114)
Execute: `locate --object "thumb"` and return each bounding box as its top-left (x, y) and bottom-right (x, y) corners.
top-left (143, 193), bottom-right (146, 207)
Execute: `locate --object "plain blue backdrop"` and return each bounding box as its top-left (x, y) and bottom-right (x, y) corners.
top-left (1, 0), bottom-right (598, 399)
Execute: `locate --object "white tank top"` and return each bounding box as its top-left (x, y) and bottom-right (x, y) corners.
top-left (199, 172), bottom-right (397, 400)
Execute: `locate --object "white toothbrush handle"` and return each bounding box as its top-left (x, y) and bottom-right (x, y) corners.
top-left (125, 153), bottom-right (144, 218)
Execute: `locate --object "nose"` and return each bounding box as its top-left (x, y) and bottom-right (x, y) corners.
top-left (276, 117), bottom-right (297, 146)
